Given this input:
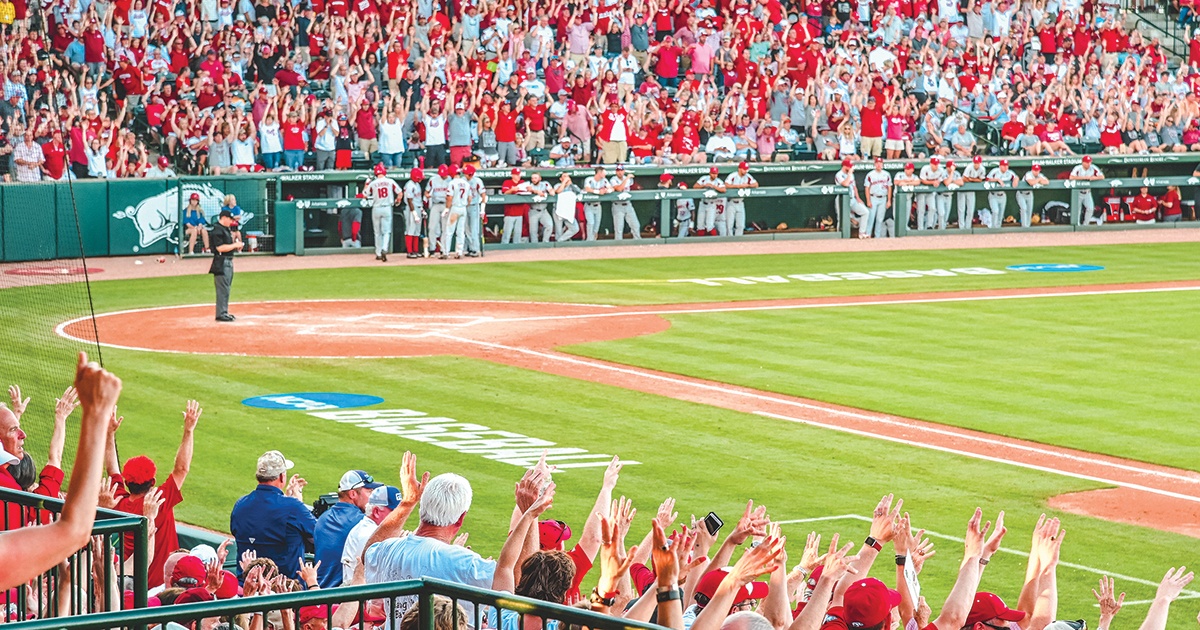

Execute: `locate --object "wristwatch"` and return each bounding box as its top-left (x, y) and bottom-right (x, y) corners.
top-left (864, 536), bottom-right (882, 552)
top-left (895, 555), bottom-right (907, 566)
top-left (656, 587), bottom-right (683, 603)
top-left (589, 587), bottom-right (617, 607)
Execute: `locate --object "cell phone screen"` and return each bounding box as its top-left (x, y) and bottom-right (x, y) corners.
top-left (703, 512), bottom-right (724, 536)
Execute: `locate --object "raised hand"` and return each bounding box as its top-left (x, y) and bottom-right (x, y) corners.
top-left (239, 549), bottom-right (258, 574)
top-left (97, 477), bottom-right (118, 510)
top-left (730, 500), bottom-right (770, 545)
top-left (7, 385), bottom-right (29, 418)
top-left (610, 495), bottom-right (636, 539)
top-left (242, 565), bottom-right (264, 597)
top-left (799, 530), bottom-right (825, 575)
top-left (515, 468), bottom-right (544, 513)
top-left (74, 353), bottom-right (121, 416)
top-left (1092, 576), bottom-right (1124, 624)
top-left (602, 455), bottom-right (622, 489)
top-left (453, 532), bottom-right (470, 547)
top-left (655, 497), bottom-right (678, 530)
top-left (822, 533), bottom-right (858, 582)
top-left (916, 596), bottom-right (931, 628)
top-left (597, 514), bottom-right (638, 594)
top-left (142, 486), bottom-right (165, 522)
top-left (215, 537), bottom-right (231, 567)
top-left (529, 481), bottom-right (557, 518)
top-left (728, 535), bottom-right (786, 586)
top-left (54, 385), bottom-right (81, 422)
top-left (182, 400), bottom-right (202, 431)
top-left (399, 451), bottom-right (430, 505)
top-left (204, 558), bottom-right (223, 593)
top-left (981, 511), bottom-right (1006, 559)
top-left (869, 494), bottom-right (903, 544)
top-left (1155, 566), bottom-right (1195, 603)
top-left (963, 508), bottom-right (991, 561)
top-left (108, 409), bottom-right (123, 436)
top-left (285, 474), bottom-right (307, 498)
top-left (298, 557), bottom-right (320, 588)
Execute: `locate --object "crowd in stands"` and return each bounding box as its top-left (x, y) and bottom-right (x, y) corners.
top-left (2, 0), bottom-right (1200, 182)
top-left (2, 355), bottom-right (1200, 630)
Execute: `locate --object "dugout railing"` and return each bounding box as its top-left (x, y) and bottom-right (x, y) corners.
top-left (4, 577), bottom-right (667, 630)
top-left (0, 486), bottom-right (150, 620)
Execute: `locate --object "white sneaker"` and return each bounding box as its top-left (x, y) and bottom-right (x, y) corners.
top-left (341, 239), bottom-right (351, 247)
top-left (352, 241), bottom-right (362, 248)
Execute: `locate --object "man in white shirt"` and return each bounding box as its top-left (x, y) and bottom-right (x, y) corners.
top-left (426, 164), bottom-right (451, 253)
top-left (917, 157), bottom-right (946, 230)
top-left (363, 163), bottom-right (402, 262)
top-left (1017, 164), bottom-right (1049, 227)
top-left (864, 157), bottom-right (894, 238)
top-left (723, 161), bottom-right (758, 236)
top-left (612, 49), bottom-right (640, 100)
top-left (1070, 155), bottom-right (1105, 225)
top-left (526, 171), bottom-right (555, 243)
top-left (958, 155), bottom-right (987, 229)
top-left (609, 165), bottom-right (640, 240)
top-left (365, 473), bottom-right (494, 627)
top-left (705, 129), bottom-right (737, 162)
top-left (986, 158), bottom-right (1019, 228)
top-left (583, 165), bottom-right (612, 240)
top-left (342, 485), bottom-right (400, 584)
top-left (694, 167), bottom-right (727, 236)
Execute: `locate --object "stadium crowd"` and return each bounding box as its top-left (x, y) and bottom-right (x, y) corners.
top-left (1, 0), bottom-right (1199, 182)
top-left (1, 355), bottom-right (1199, 630)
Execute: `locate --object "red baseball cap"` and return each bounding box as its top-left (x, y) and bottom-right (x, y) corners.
top-left (1032, 164), bottom-right (1042, 171)
top-left (215, 571), bottom-right (240, 599)
top-left (842, 578), bottom-right (901, 629)
top-left (804, 566), bottom-right (824, 592)
top-left (437, 164), bottom-right (449, 177)
top-left (464, 164), bottom-right (476, 176)
top-left (511, 168), bottom-right (521, 177)
top-left (710, 166), bottom-right (719, 174)
top-left (946, 160), bottom-right (955, 168)
top-left (842, 159), bottom-right (853, 168)
top-left (158, 156), bottom-right (169, 167)
top-left (298, 605), bottom-right (338, 625)
top-left (930, 156), bottom-right (940, 164)
top-left (1082, 155), bottom-right (1092, 162)
top-left (973, 155), bottom-right (982, 163)
top-left (660, 173), bottom-right (673, 182)
top-left (966, 593), bottom-right (1026, 627)
top-left (904, 162), bottom-right (914, 170)
top-left (738, 161), bottom-right (749, 170)
top-left (695, 568), bottom-right (769, 606)
top-left (190, 192), bottom-right (201, 201)
top-left (174, 587), bottom-right (215, 605)
top-left (538, 520), bottom-right (572, 551)
top-left (1000, 159), bottom-right (1009, 167)
top-left (170, 556), bottom-right (206, 588)
top-left (122, 455), bottom-right (157, 485)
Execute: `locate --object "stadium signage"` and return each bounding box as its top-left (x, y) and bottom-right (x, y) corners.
top-left (243, 393), bottom-right (384, 410)
top-left (308, 408), bottom-right (638, 469)
top-left (1006, 264), bottom-right (1105, 272)
top-left (668, 267), bottom-right (1007, 286)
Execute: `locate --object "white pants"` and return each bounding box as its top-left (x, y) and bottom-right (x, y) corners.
top-left (428, 202), bottom-right (445, 248)
top-left (528, 207), bottom-right (554, 243)
top-left (915, 193), bottom-right (936, 230)
top-left (465, 205), bottom-right (482, 254)
top-left (1015, 191), bottom-right (1035, 227)
top-left (868, 196), bottom-right (889, 238)
top-left (441, 207), bottom-right (467, 254)
top-left (1080, 193), bottom-right (1101, 224)
top-left (558, 216), bottom-right (580, 241)
top-left (698, 202), bottom-right (718, 232)
top-left (988, 194), bottom-right (1007, 228)
top-left (677, 217), bottom-right (691, 237)
top-left (584, 204), bottom-right (602, 240)
top-left (934, 194), bottom-right (952, 230)
top-left (404, 209), bottom-right (422, 236)
top-left (849, 199), bottom-right (870, 232)
top-left (501, 215), bottom-right (523, 244)
top-left (372, 207), bottom-right (392, 256)
top-left (956, 192), bottom-right (975, 230)
top-left (725, 202), bottom-right (746, 236)
top-left (612, 203), bottom-right (640, 239)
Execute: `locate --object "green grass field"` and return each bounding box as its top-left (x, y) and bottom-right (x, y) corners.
top-left (3, 241), bottom-right (1199, 629)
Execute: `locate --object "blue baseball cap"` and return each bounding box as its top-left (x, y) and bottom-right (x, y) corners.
top-left (367, 485), bottom-right (402, 510)
top-left (338, 470), bottom-right (382, 492)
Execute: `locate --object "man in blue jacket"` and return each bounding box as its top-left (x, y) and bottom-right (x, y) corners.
top-left (313, 469), bottom-right (380, 588)
top-left (230, 450), bottom-right (315, 581)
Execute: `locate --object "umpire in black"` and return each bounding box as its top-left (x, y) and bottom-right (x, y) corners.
top-left (210, 210), bottom-right (244, 322)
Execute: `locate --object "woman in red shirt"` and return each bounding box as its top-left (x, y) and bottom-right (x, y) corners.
top-left (281, 110), bottom-right (308, 170)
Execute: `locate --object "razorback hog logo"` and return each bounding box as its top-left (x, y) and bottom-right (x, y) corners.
top-left (112, 183), bottom-right (253, 251)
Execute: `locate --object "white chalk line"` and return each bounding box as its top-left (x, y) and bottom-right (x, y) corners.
top-left (431, 333), bottom-right (1200, 494)
top-left (776, 514), bottom-right (1200, 605)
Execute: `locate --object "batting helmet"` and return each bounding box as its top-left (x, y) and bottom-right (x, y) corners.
top-left (438, 164), bottom-right (449, 177)
top-left (464, 164), bottom-right (476, 176)
top-left (410, 167), bottom-right (424, 182)
top-left (373, 163), bottom-right (387, 176)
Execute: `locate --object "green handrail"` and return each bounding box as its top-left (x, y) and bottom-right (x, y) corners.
top-left (6, 578), bottom-right (667, 630)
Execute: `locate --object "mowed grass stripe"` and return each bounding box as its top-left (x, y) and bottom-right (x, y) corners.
top-left (566, 291), bottom-right (1200, 470)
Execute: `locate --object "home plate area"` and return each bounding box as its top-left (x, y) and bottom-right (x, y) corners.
top-left (58, 300), bottom-right (671, 358)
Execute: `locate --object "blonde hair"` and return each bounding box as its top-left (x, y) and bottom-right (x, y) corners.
top-left (224, 194), bottom-right (237, 206)
top-left (399, 597), bottom-right (467, 630)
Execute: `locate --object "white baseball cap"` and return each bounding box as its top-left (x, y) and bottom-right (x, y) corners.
top-left (338, 470), bottom-right (382, 492)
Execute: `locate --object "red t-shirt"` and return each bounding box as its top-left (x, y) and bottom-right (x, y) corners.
top-left (282, 122), bottom-right (307, 150)
top-left (563, 545), bottom-right (594, 605)
top-left (495, 110), bottom-right (518, 143)
top-left (522, 104), bottom-right (547, 132)
top-left (114, 474), bottom-right (184, 589)
top-left (42, 141), bottom-right (67, 179)
top-left (1130, 193), bottom-right (1157, 220)
top-left (501, 179), bottom-right (529, 216)
top-left (655, 45), bottom-right (682, 78)
top-left (356, 109), bottom-right (377, 140)
top-left (83, 29), bottom-right (106, 63)
top-left (861, 104), bottom-right (884, 137)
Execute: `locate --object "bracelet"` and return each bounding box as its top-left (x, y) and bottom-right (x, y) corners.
top-left (656, 587), bottom-right (682, 603)
top-left (895, 555), bottom-right (906, 566)
top-left (979, 557), bottom-right (990, 566)
top-left (864, 536), bottom-right (882, 552)
top-left (588, 587), bottom-right (617, 607)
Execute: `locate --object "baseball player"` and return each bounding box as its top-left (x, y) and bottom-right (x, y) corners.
top-left (694, 166), bottom-right (727, 236)
top-left (500, 168), bottom-right (530, 244)
top-left (937, 161), bottom-right (960, 230)
top-left (1071, 156), bottom-right (1105, 225)
top-left (863, 157), bottom-right (893, 238)
top-left (959, 155), bottom-right (987, 230)
top-left (675, 182), bottom-right (694, 238)
top-left (426, 164), bottom-right (451, 254)
top-left (986, 159), bottom-right (1019, 228)
top-left (723, 161), bottom-right (757, 236)
top-left (464, 164), bottom-right (487, 256)
top-left (917, 156), bottom-right (946, 230)
top-left (362, 163), bottom-right (401, 262)
top-left (441, 164), bottom-right (469, 258)
top-left (340, 198), bottom-right (363, 249)
top-left (1017, 164), bottom-right (1049, 227)
top-left (609, 164), bottom-right (640, 240)
top-left (526, 172), bottom-right (555, 243)
top-left (583, 165), bottom-right (611, 240)
top-left (553, 172), bottom-right (582, 241)
top-left (403, 167), bottom-right (425, 258)
top-left (897, 163), bottom-right (921, 237)
top-left (835, 159), bottom-right (870, 238)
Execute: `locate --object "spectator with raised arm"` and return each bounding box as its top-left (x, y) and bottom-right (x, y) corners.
top-left (230, 449), bottom-right (315, 581)
top-left (0, 385), bottom-right (77, 530)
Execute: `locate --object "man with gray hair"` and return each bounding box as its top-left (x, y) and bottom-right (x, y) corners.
top-left (721, 611), bottom-right (775, 630)
top-left (364, 454), bottom-right (493, 626)
top-left (229, 450), bottom-right (314, 580)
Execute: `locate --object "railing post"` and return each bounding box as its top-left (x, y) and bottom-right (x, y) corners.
top-left (840, 191), bottom-right (852, 238)
top-left (132, 517), bottom-right (149, 610)
top-left (418, 588), bottom-right (436, 630)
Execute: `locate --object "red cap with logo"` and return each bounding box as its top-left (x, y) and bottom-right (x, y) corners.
top-left (695, 568), bottom-right (769, 606)
top-left (930, 156), bottom-right (940, 164)
top-left (710, 166), bottom-right (719, 174)
top-left (973, 155), bottom-right (982, 163)
top-left (966, 593), bottom-right (1027, 627)
top-left (1082, 155), bottom-right (1092, 163)
top-left (298, 605), bottom-right (339, 625)
top-left (738, 161), bottom-right (749, 170)
top-left (660, 173), bottom-right (673, 182)
top-left (437, 164), bottom-right (449, 177)
top-left (842, 159), bottom-right (853, 168)
top-left (511, 168), bottom-right (522, 177)
top-left (538, 520), bottom-right (572, 551)
top-left (1032, 164), bottom-right (1041, 171)
top-left (842, 578), bottom-right (902, 629)
top-left (464, 164), bottom-right (476, 176)
top-left (158, 156), bottom-right (170, 167)
top-left (904, 163), bottom-right (914, 170)
top-left (1000, 159), bottom-right (1009, 167)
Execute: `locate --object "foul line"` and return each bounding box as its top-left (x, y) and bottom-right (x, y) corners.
top-left (433, 333), bottom-right (1200, 494)
top-left (775, 514), bottom-right (1200, 605)
top-left (483, 284), bottom-right (1200, 324)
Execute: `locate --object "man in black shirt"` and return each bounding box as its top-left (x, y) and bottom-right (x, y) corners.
top-left (209, 210), bottom-right (244, 322)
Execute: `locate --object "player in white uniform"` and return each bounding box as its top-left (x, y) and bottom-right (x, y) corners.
top-left (1017, 164), bottom-right (1049, 227)
top-left (694, 166), bottom-right (727, 235)
top-left (362, 163), bottom-right (401, 262)
top-left (863, 157), bottom-right (893, 238)
top-left (675, 183), bottom-right (694, 237)
top-left (583, 165), bottom-right (611, 240)
top-left (937, 161), bottom-right (960, 230)
top-left (441, 165), bottom-right (469, 258)
top-left (464, 164), bottom-right (487, 256)
top-left (958, 155), bottom-right (987, 230)
top-left (426, 164), bottom-right (450, 254)
top-left (609, 164), bottom-right (640, 240)
top-left (835, 159), bottom-right (870, 238)
top-left (892, 162), bottom-right (920, 237)
top-left (553, 172), bottom-right (581, 242)
top-left (723, 161), bottom-right (757, 236)
top-left (1071, 156), bottom-right (1105, 225)
top-left (917, 156), bottom-right (946, 230)
top-left (526, 172), bottom-right (555, 243)
top-left (986, 159), bottom-right (1019, 228)
top-left (403, 168), bottom-right (425, 258)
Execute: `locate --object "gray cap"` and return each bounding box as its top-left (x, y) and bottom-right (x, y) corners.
top-left (256, 450), bottom-right (294, 478)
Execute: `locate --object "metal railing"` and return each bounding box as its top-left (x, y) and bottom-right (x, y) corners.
top-left (1124, 2), bottom-right (1189, 63)
top-left (0, 486), bottom-right (149, 620)
top-left (7, 578), bottom-right (666, 630)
